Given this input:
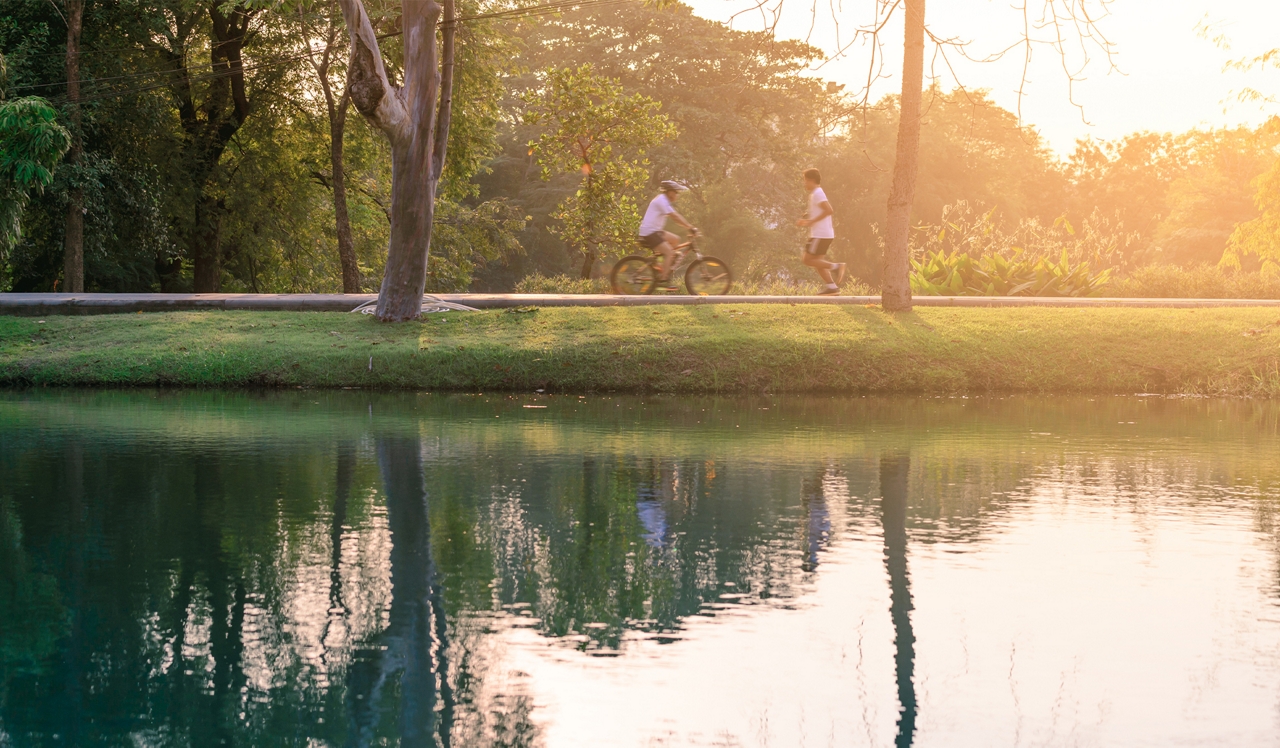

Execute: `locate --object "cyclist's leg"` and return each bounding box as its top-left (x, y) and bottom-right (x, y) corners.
top-left (655, 231), bottom-right (680, 281)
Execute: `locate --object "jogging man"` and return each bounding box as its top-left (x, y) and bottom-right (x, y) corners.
top-left (639, 180), bottom-right (698, 291)
top-left (796, 168), bottom-right (846, 295)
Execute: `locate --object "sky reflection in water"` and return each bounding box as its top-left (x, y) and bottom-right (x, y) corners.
top-left (1, 391), bottom-right (1279, 747)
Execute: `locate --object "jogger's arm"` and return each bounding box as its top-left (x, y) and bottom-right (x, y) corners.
top-left (799, 200), bottom-right (833, 227)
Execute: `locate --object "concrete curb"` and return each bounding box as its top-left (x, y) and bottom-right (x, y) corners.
top-left (3, 292), bottom-right (1280, 315)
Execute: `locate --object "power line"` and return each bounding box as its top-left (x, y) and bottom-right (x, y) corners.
top-left (19, 54), bottom-right (290, 92)
top-left (19, 0), bottom-right (635, 104)
top-left (43, 49), bottom-right (317, 105)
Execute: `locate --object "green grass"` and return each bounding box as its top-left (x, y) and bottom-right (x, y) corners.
top-left (2, 306), bottom-right (1279, 395)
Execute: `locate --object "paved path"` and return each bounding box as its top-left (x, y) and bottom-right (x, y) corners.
top-left (3, 292), bottom-right (1280, 315)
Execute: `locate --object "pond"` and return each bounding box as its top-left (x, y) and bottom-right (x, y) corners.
top-left (1, 390), bottom-right (1279, 747)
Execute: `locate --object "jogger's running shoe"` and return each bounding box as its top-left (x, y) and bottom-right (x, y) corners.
top-left (818, 284), bottom-right (840, 296)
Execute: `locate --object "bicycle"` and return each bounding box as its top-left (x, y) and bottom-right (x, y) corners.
top-left (609, 230), bottom-right (733, 295)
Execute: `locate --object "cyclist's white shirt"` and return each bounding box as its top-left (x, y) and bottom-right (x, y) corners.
top-left (639, 194), bottom-right (675, 236)
top-left (808, 187), bottom-right (835, 239)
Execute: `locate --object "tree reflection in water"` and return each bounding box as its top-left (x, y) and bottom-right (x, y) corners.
top-left (5, 392), bottom-right (1280, 745)
top-left (881, 452), bottom-right (917, 748)
top-left (347, 437), bottom-right (456, 747)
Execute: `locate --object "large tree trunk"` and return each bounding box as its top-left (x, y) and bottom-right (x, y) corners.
top-left (62, 0), bottom-right (84, 293)
top-left (331, 107), bottom-right (361, 293)
top-left (339, 0), bottom-right (456, 322)
top-left (181, 3), bottom-right (253, 293)
top-left (192, 195), bottom-right (223, 293)
top-left (882, 0), bottom-right (925, 312)
top-left (378, 129), bottom-right (439, 319)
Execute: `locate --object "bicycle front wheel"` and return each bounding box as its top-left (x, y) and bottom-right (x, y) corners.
top-left (611, 255), bottom-right (659, 294)
top-left (685, 257), bottom-right (733, 295)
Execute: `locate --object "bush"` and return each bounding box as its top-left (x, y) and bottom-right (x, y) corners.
top-left (911, 248), bottom-right (1112, 297)
top-left (732, 276), bottom-right (876, 296)
top-left (1110, 265), bottom-right (1280, 299)
top-left (512, 271), bottom-right (876, 295)
top-left (513, 273), bottom-right (610, 294)
top-left (912, 201), bottom-right (1139, 271)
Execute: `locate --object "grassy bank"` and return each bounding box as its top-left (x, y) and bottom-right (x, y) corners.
top-left (1, 306), bottom-right (1279, 395)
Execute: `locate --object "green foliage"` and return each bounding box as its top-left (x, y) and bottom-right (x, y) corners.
top-left (0, 97), bottom-right (68, 191)
top-left (911, 248), bottom-right (1112, 297)
top-left (5, 0), bottom-right (1280, 296)
top-left (427, 198), bottom-right (525, 292)
top-left (509, 270), bottom-right (874, 296)
top-left (820, 87), bottom-right (1067, 281)
top-left (523, 64), bottom-right (676, 266)
top-left (512, 272), bottom-right (609, 294)
top-left (914, 201), bottom-right (1136, 270)
top-left (0, 0), bottom-right (518, 293)
top-left (0, 87), bottom-right (70, 264)
top-left (1065, 124), bottom-right (1280, 270)
top-left (1222, 139), bottom-right (1280, 275)
top-left (733, 276), bottom-right (876, 296)
top-left (1111, 264), bottom-right (1280, 299)
top-left (482, 3), bottom-right (834, 286)
top-left (905, 200), bottom-right (1119, 297)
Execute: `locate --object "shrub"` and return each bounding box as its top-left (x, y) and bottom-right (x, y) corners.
top-left (1110, 265), bottom-right (1280, 299)
top-left (912, 201), bottom-right (1139, 272)
top-left (733, 276), bottom-right (876, 296)
top-left (513, 273), bottom-right (610, 294)
top-left (911, 248), bottom-right (1112, 297)
top-left (511, 271), bottom-right (876, 295)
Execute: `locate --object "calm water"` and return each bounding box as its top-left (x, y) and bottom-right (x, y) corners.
top-left (2, 391), bottom-right (1280, 747)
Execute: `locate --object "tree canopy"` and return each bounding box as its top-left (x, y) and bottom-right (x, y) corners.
top-left (3, 0), bottom-right (1280, 295)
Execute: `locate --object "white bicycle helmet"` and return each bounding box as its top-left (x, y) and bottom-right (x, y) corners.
top-left (660, 180), bottom-right (689, 192)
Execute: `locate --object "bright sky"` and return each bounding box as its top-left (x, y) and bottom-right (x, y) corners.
top-left (683, 0), bottom-right (1280, 155)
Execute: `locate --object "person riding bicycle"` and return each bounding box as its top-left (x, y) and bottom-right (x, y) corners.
top-left (639, 180), bottom-right (698, 292)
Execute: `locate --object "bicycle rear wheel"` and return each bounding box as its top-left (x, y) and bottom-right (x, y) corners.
top-left (611, 255), bottom-right (659, 294)
top-left (685, 257), bottom-right (733, 295)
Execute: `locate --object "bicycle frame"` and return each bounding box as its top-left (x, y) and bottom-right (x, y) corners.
top-left (611, 230), bottom-right (732, 295)
top-left (650, 235), bottom-right (702, 277)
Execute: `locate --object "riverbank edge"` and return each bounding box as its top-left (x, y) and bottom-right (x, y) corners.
top-left (2, 306), bottom-right (1279, 396)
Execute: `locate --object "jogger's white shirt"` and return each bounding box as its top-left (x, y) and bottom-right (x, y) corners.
top-left (807, 187), bottom-right (835, 239)
top-left (639, 194), bottom-right (675, 236)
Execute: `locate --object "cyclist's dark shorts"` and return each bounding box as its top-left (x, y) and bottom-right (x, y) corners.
top-left (640, 232), bottom-right (667, 249)
top-left (805, 238), bottom-right (834, 255)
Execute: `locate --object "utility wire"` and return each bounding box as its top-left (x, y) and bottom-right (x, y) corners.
top-left (21, 0), bottom-right (634, 103)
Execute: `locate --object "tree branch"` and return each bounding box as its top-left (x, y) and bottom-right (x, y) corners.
top-left (337, 0), bottom-right (408, 144)
top-left (432, 0), bottom-right (456, 184)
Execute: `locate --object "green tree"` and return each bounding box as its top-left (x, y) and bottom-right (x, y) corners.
top-left (821, 86), bottom-right (1066, 285)
top-left (1222, 143), bottom-right (1280, 276)
top-left (1156, 124), bottom-right (1280, 268)
top-left (0, 53), bottom-right (70, 286)
top-left (480, 2), bottom-right (834, 287)
top-left (864, 0), bottom-right (1116, 311)
top-left (523, 64), bottom-right (676, 278)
